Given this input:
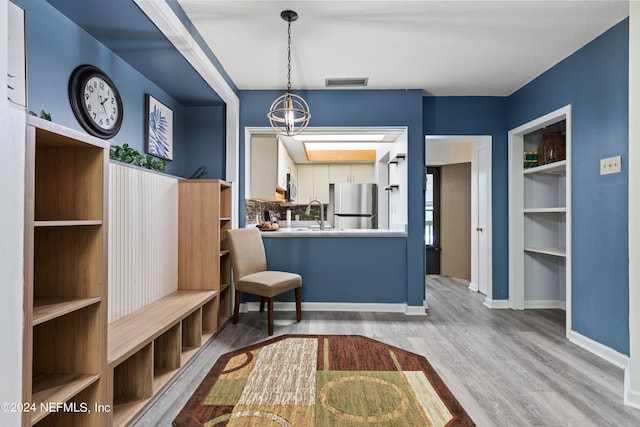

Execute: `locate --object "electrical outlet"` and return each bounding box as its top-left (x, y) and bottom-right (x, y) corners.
top-left (600, 155), bottom-right (621, 175)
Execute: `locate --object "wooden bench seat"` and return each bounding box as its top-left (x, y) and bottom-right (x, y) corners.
top-left (107, 290), bottom-right (217, 367)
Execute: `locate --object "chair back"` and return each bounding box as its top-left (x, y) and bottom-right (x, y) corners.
top-left (226, 228), bottom-right (268, 280)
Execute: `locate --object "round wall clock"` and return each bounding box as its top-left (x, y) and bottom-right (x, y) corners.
top-left (68, 65), bottom-right (123, 139)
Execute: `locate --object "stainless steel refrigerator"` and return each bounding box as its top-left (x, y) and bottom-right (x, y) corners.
top-left (329, 183), bottom-right (377, 229)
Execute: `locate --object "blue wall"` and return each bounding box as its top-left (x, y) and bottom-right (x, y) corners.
top-left (18, 0), bottom-right (225, 178)
top-left (508, 20), bottom-right (629, 354)
top-left (239, 89), bottom-right (425, 306)
top-left (263, 237), bottom-right (407, 303)
top-left (423, 97), bottom-right (509, 300)
top-left (183, 106), bottom-right (226, 179)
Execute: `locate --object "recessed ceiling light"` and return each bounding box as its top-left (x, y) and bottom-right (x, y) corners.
top-left (304, 142), bottom-right (387, 151)
top-left (293, 134), bottom-right (385, 141)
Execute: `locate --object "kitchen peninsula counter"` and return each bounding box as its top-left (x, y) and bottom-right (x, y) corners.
top-left (252, 225), bottom-right (409, 308)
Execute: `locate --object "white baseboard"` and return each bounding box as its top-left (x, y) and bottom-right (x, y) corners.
top-left (624, 360), bottom-right (640, 409)
top-left (524, 300), bottom-right (565, 310)
top-left (625, 361), bottom-right (640, 409)
top-left (569, 330), bottom-right (629, 369)
top-left (468, 282), bottom-right (479, 292)
top-left (483, 298), bottom-right (509, 309)
top-left (240, 301), bottom-right (425, 315)
top-left (406, 305), bottom-right (427, 316)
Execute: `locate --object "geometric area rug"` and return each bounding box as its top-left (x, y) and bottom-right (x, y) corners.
top-left (174, 335), bottom-right (475, 426)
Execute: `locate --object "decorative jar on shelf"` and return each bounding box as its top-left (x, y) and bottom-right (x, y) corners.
top-left (537, 131), bottom-right (566, 165)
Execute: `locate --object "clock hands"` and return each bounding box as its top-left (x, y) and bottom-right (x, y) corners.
top-left (98, 94), bottom-right (109, 116)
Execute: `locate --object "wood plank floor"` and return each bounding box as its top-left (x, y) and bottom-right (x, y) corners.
top-left (132, 275), bottom-right (640, 426)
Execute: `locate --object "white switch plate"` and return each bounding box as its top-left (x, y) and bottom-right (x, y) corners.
top-left (600, 155), bottom-right (621, 175)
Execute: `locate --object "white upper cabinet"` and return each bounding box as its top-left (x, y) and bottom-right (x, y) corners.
top-left (250, 134), bottom-right (296, 200)
top-left (297, 164), bottom-right (329, 204)
top-left (329, 163), bottom-right (374, 183)
top-left (277, 139), bottom-right (296, 189)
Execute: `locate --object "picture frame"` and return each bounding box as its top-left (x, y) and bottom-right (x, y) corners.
top-left (145, 94), bottom-right (173, 160)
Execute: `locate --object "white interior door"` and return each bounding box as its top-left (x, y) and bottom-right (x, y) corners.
top-left (471, 137), bottom-right (492, 298)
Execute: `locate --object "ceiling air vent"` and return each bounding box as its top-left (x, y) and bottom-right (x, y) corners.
top-left (325, 77), bottom-right (369, 88)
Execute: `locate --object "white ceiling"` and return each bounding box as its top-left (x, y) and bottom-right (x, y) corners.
top-left (178, 0), bottom-right (629, 96)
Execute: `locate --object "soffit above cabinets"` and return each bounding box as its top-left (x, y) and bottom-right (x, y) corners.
top-left (279, 128), bottom-right (404, 164)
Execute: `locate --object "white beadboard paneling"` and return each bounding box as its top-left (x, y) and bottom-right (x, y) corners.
top-left (108, 163), bottom-right (179, 322)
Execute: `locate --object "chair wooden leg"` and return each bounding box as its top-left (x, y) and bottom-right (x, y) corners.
top-left (233, 289), bottom-right (241, 324)
top-left (267, 297), bottom-right (274, 336)
top-left (259, 297), bottom-right (266, 313)
top-left (295, 287), bottom-right (302, 322)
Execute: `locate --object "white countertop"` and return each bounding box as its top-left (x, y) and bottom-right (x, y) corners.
top-left (255, 226), bottom-right (406, 238)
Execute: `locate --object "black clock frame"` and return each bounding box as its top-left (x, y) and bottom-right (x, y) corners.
top-left (68, 64), bottom-right (123, 139)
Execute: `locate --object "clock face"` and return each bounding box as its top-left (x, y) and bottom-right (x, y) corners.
top-left (82, 76), bottom-right (120, 131)
top-left (69, 65), bottom-right (123, 139)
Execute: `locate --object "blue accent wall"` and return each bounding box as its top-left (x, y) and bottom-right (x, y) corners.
top-left (239, 90), bottom-right (425, 306)
top-left (18, 0), bottom-right (226, 178)
top-left (508, 19), bottom-right (629, 354)
top-left (423, 96), bottom-right (509, 300)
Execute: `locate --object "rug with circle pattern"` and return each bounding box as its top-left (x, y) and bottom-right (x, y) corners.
top-left (173, 335), bottom-right (474, 426)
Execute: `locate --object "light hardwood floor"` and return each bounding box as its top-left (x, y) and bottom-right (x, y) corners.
top-left (133, 275), bottom-right (640, 426)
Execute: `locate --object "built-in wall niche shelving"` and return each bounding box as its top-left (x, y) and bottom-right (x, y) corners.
top-left (23, 115), bottom-right (108, 427)
top-left (508, 106), bottom-right (571, 336)
top-left (523, 159), bottom-right (567, 258)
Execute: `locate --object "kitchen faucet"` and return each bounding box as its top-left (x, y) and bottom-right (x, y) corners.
top-left (305, 199), bottom-right (325, 230)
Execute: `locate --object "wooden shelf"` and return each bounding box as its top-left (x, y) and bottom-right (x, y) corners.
top-left (33, 297), bottom-right (101, 325)
top-left (153, 367), bottom-right (179, 392)
top-left (34, 220), bottom-right (103, 227)
top-left (112, 399), bottom-right (148, 427)
top-left (31, 373), bottom-right (100, 424)
top-left (524, 247), bottom-right (567, 258)
top-left (107, 289), bottom-right (221, 426)
top-left (108, 290), bottom-right (217, 366)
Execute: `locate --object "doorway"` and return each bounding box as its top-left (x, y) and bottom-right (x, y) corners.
top-left (425, 136), bottom-right (493, 303)
top-left (425, 167), bottom-right (441, 274)
top-left (471, 138), bottom-right (492, 296)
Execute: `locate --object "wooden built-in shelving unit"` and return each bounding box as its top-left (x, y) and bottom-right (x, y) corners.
top-left (104, 179), bottom-right (233, 426)
top-left (178, 179), bottom-right (233, 327)
top-left (23, 117), bottom-right (234, 426)
top-left (23, 115), bottom-right (108, 427)
top-left (107, 290), bottom-right (218, 425)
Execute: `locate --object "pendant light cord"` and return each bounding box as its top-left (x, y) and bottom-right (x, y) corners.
top-left (287, 19), bottom-right (292, 92)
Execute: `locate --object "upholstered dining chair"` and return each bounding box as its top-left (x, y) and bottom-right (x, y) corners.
top-left (226, 228), bottom-right (302, 335)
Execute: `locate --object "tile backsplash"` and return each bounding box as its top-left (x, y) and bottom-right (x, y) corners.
top-left (245, 199), bottom-right (328, 225)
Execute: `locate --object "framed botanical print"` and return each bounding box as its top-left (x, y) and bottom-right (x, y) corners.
top-left (145, 94), bottom-right (173, 161)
